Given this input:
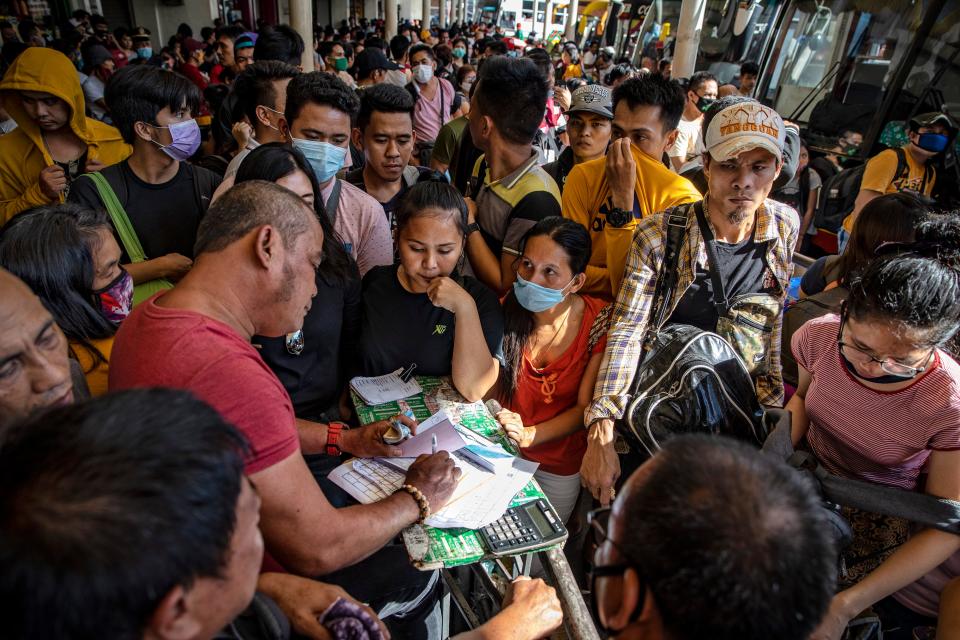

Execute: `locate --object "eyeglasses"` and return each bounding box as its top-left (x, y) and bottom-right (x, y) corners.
top-left (837, 316), bottom-right (933, 378)
top-left (586, 507), bottom-right (640, 579)
top-left (587, 507), bottom-right (645, 626)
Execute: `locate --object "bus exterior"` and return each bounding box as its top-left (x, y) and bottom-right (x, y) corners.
top-left (753, 0), bottom-right (960, 207)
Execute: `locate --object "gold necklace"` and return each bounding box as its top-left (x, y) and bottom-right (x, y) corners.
top-left (529, 300), bottom-right (574, 369)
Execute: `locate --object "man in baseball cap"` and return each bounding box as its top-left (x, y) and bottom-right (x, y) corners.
top-left (841, 110), bottom-right (955, 250)
top-left (130, 26), bottom-right (153, 62)
top-left (581, 96), bottom-right (799, 503)
top-left (80, 44), bottom-right (116, 122)
top-left (232, 33), bottom-right (256, 72)
top-left (544, 84), bottom-right (613, 192)
top-left (355, 47), bottom-right (400, 90)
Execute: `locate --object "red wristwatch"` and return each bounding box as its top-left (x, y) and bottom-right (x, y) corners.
top-left (326, 421), bottom-right (347, 456)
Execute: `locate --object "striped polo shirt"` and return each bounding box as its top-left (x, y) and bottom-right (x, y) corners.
top-left (792, 314), bottom-right (960, 490)
top-left (470, 150), bottom-right (562, 257)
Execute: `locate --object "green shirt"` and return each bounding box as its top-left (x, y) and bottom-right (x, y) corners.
top-left (432, 115), bottom-right (469, 169)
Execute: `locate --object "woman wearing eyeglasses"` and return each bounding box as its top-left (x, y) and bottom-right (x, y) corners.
top-left (789, 215), bottom-right (960, 640)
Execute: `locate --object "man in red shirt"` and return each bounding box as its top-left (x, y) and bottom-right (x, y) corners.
top-left (109, 180), bottom-right (460, 638)
top-left (178, 39), bottom-right (209, 92)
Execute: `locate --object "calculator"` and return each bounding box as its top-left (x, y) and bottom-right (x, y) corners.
top-left (479, 499), bottom-right (568, 556)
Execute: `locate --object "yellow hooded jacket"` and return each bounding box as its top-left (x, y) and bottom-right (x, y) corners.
top-left (0, 47), bottom-right (130, 223)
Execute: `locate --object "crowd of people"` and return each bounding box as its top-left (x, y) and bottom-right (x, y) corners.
top-left (0, 9), bottom-right (958, 640)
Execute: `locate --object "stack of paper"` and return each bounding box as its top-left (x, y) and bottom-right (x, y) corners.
top-left (350, 369), bottom-right (422, 405)
top-left (329, 411), bottom-right (539, 529)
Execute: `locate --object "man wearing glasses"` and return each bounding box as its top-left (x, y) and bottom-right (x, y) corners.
top-left (589, 435), bottom-right (836, 639)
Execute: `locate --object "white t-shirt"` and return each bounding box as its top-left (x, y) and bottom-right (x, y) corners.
top-left (82, 75), bottom-right (108, 122)
top-left (668, 116), bottom-right (704, 167)
top-left (583, 51), bottom-right (597, 67)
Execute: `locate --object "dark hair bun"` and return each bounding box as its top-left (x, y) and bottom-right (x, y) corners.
top-left (915, 214), bottom-right (960, 270)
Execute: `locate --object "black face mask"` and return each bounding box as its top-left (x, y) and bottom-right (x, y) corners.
top-left (838, 349), bottom-right (915, 385)
top-left (696, 96), bottom-right (715, 114)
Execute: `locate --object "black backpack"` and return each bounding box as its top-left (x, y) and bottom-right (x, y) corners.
top-left (781, 285), bottom-right (847, 387)
top-left (814, 147), bottom-right (915, 233)
top-left (616, 208), bottom-right (768, 461)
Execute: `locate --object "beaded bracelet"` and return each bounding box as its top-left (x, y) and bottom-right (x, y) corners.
top-left (397, 484), bottom-right (431, 524)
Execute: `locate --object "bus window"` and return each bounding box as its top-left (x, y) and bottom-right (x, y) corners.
top-left (763, 0), bottom-right (959, 139)
top-left (655, 0), bottom-right (780, 84)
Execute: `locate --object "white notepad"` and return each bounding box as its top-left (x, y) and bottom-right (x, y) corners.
top-left (349, 368), bottom-right (423, 405)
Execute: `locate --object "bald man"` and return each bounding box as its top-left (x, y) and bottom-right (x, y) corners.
top-left (0, 267), bottom-right (77, 428)
top-left (109, 181), bottom-right (459, 639)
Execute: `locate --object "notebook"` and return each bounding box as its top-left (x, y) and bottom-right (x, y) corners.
top-left (349, 368), bottom-right (423, 405)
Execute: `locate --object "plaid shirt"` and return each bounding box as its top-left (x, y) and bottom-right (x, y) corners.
top-left (585, 198), bottom-right (800, 425)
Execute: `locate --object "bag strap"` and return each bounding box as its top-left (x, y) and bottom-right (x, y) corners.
top-left (84, 172), bottom-right (148, 263)
top-left (693, 201), bottom-right (731, 317)
top-left (644, 204), bottom-right (692, 345)
top-left (762, 417), bottom-right (960, 535)
top-left (893, 146), bottom-right (933, 194)
top-left (894, 146), bottom-right (908, 181)
top-left (323, 178), bottom-right (342, 225)
top-left (439, 79), bottom-right (446, 124)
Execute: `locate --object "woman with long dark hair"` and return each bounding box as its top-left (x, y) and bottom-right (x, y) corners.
top-left (0, 203), bottom-right (132, 396)
top-left (357, 174), bottom-right (502, 402)
top-left (800, 192), bottom-right (928, 297)
top-left (791, 215), bottom-right (960, 639)
top-left (235, 142), bottom-right (359, 423)
top-left (491, 217), bottom-right (609, 523)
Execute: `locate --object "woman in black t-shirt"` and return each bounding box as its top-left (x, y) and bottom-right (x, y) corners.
top-left (358, 177), bottom-right (503, 402)
top-left (237, 143), bottom-right (361, 423)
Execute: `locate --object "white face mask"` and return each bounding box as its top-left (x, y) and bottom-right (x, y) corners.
top-left (413, 64), bottom-right (434, 84)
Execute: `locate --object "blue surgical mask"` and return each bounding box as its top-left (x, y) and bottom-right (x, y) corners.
top-left (136, 46), bottom-right (153, 60)
top-left (292, 137), bottom-right (347, 183)
top-left (917, 132), bottom-right (949, 153)
top-left (512, 274), bottom-right (574, 313)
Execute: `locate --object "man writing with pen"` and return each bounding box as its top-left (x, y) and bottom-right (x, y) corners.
top-left (109, 180), bottom-right (470, 639)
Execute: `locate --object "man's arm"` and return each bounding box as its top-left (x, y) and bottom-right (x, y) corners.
top-left (1, 181), bottom-right (55, 223)
top-left (562, 166), bottom-right (611, 296)
top-left (463, 208), bottom-right (514, 295)
top-left (294, 416), bottom-right (413, 458)
top-left (68, 173), bottom-right (193, 284)
top-left (846, 150), bottom-right (901, 232)
top-left (257, 573), bottom-right (390, 640)
top-left (453, 577), bottom-right (562, 640)
top-left (252, 448), bottom-right (459, 577)
top-left (847, 189), bottom-right (882, 228)
top-left (581, 220), bottom-right (664, 503)
top-left (797, 184), bottom-right (820, 244)
top-left (468, 191), bottom-right (562, 295)
top-left (667, 128), bottom-right (691, 172)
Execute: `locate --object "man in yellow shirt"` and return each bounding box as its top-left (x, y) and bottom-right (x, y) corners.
top-left (562, 74), bottom-right (702, 299)
top-left (841, 112), bottom-right (955, 250)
